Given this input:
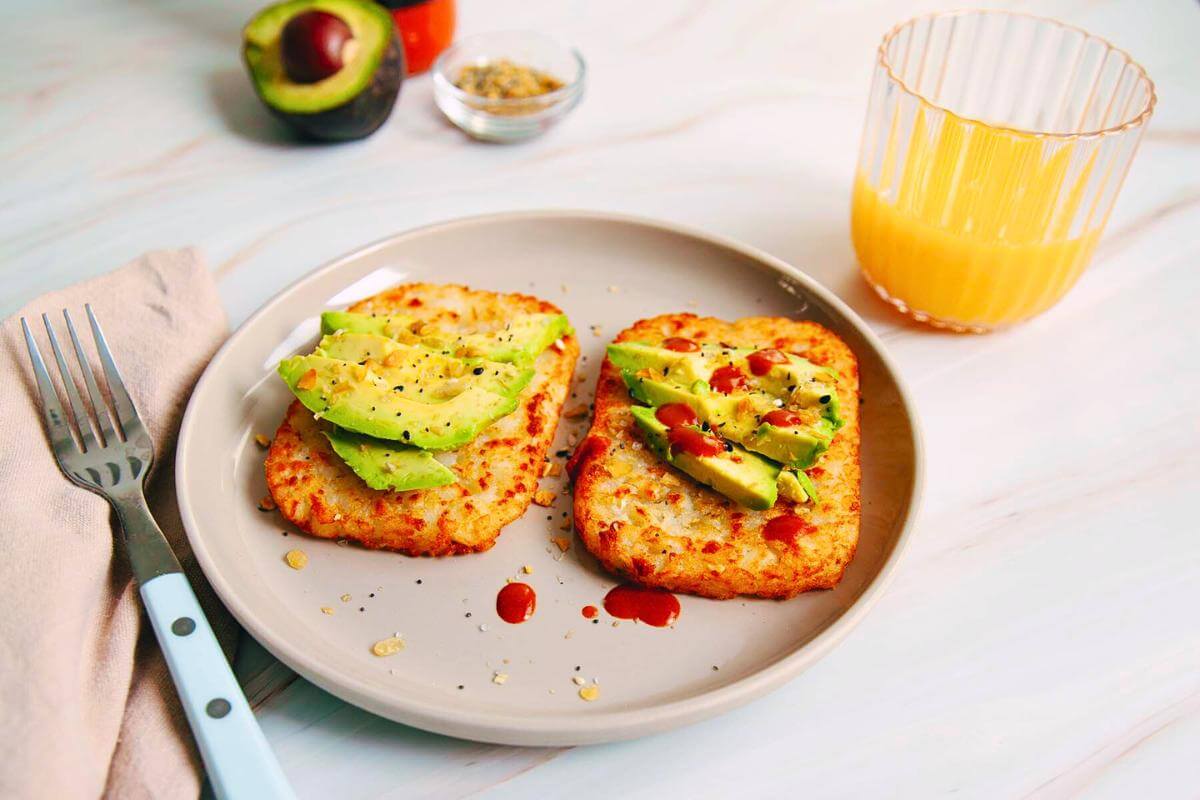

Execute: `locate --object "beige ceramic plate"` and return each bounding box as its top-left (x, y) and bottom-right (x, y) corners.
top-left (176, 211), bottom-right (923, 746)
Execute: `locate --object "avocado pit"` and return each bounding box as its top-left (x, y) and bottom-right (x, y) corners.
top-left (281, 10), bottom-right (355, 83)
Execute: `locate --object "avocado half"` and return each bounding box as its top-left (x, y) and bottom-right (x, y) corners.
top-left (242, 0), bottom-right (404, 142)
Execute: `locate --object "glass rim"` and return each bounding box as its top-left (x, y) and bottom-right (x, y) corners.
top-left (877, 9), bottom-right (1157, 140)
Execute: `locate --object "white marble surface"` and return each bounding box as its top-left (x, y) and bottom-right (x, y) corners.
top-left (5, 0), bottom-right (1200, 797)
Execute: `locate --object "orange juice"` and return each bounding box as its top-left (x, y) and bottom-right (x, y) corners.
top-left (851, 110), bottom-right (1105, 330)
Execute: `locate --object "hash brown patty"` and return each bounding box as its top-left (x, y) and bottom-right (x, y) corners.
top-left (571, 314), bottom-right (860, 599)
top-left (265, 283), bottom-right (579, 556)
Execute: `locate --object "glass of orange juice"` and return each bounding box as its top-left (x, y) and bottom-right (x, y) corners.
top-left (851, 11), bottom-right (1155, 332)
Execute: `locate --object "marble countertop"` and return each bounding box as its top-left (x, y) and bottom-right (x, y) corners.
top-left (4, 0), bottom-right (1199, 796)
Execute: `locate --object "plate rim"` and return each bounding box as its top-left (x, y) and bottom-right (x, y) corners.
top-left (176, 209), bottom-right (925, 745)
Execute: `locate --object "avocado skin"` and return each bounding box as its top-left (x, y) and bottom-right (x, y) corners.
top-left (266, 33), bottom-right (403, 141)
top-left (630, 406), bottom-right (779, 511)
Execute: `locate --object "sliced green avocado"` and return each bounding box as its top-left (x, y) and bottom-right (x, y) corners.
top-left (278, 355), bottom-right (517, 450)
top-left (326, 310), bottom-right (571, 363)
top-left (630, 406), bottom-right (779, 511)
top-left (608, 341), bottom-right (843, 429)
top-left (313, 332), bottom-right (535, 397)
top-left (777, 469), bottom-right (819, 504)
top-left (320, 310), bottom-right (417, 338)
top-left (453, 314), bottom-right (572, 363)
top-left (325, 427), bottom-right (455, 491)
top-left (242, 0), bottom-right (403, 141)
top-left (624, 373), bottom-right (830, 468)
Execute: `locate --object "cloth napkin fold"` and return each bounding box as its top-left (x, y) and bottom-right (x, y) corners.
top-left (0, 250), bottom-right (235, 800)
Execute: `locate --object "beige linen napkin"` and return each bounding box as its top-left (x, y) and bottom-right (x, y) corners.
top-left (0, 250), bottom-right (235, 800)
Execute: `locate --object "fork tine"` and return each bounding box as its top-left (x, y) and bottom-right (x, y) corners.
top-left (42, 313), bottom-right (99, 452)
top-left (64, 310), bottom-right (119, 445)
top-left (85, 304), bottom-right (145, 437)
top-left (21, 317), bottom-right (80, 454)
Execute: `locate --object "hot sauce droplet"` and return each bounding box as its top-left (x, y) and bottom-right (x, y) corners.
top-left (566, 435), bottom-right (609, 480)
top-left (667, 427), bottom-right (725, 457)
top-left (655, 402), bottom-right (698, 428)
top-left (762, 514), bottom-right (816, 547)
top-left (662, 337), bottom-right (700, 352)
top-left (581, 605), bottom-right (599, 619)
top-left (603, 584), bottom-right (681, 627)
top-left (746, 348), bottom-right (788, 376)
top-left (762, 409), bottom-right (804, 427)
top-left (496, 582), bottom-right (536, 624)
top-left (709, 365), bottom-right (747, 394)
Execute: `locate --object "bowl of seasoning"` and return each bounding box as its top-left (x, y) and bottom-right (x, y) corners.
top-left (432, 30), bottom-right (585, 142)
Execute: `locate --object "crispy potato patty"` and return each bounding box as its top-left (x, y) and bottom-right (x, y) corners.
top-left (572, 314), bottom-right (860, 599)
top-left (265, 284), bottom-right (578, 556)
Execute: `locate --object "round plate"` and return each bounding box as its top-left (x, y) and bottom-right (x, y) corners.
top-left (177, 211), bottom-right (923, 746)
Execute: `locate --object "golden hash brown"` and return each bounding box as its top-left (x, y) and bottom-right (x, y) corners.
top-left (571, 314), bottom-right (860, 600)
top-left (265, 283), bottom-right (579, 556)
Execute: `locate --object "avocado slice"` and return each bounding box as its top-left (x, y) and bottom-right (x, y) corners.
top-left (324, 310), bottom-right (571, 363)
top-left (608, 341), bottom-right (842, 429)
top-left (777, 469), bottom-right (819, 504)
top-left (453, 314), bottom-right (572, 363)
top-left (324, 426), bottom-right (455, 491)
top-left (320, 311), bottom-right (417, 339)
top-left (623, 373), bottom-right (831, 468)
top-left (242, 0), bottom-right (403, 142)
top-left (278, 354), bottom-right (518, 450)
top-left (630, 406), bottom-right (779, 511)
top-left (313, 332), bottom-right (535, 397)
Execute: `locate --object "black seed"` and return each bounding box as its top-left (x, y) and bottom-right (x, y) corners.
top-left (416, 579), bottom-right (423, 585)
top-left (465, 612), bottom-right (472, 618)
top-left (402, 430), bottom-right (410, 440)
top-left (555, 449), bottom-right (570, 458)
top-left (369, 593), bottom-right (375, 598)
top-left (592, 619), bottom-right (599, 624)
top-left (701, 422), bottom-right (710, 432)
top-left (574, 665), bottom-right (581, 671)
top-left (457, 684), bottom-right (464, 690)
top-left (819, 395), bottom-right (831, 404)
top-left (473, 367), bottom-right (484, 375)
top-left (358, 607), bottom-right (364, 612)
top-left (724, 441), bottom-right (733, 452)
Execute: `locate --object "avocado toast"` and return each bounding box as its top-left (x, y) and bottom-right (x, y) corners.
top-left (265, 283), bottom-right (579, 555)
top-left (571, 314), bottom-right (860, 600)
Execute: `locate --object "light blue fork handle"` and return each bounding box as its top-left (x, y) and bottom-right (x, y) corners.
top-left (140, 573), bottom-right (296, 800)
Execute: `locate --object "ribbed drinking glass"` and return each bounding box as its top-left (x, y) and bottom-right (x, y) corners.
top-left (851, 11), bottom-right (1155, 332)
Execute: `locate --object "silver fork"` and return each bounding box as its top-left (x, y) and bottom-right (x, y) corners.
top-left (22, 306), bottom-right (294, 800)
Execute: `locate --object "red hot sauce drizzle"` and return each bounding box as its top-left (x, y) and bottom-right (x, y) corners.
top-left (662, 337), bottom-right (700, 352)
top-left (496, 582), bottom-right (536, 624)
top-left (709, 365), bottom-right (747, 394)
top-left (667, 427), bottom-right (725, 458)
top-left (581, 604), bottom-right (599, 619)
top-left (603, 584), bottom-right (681, 627)
top-left (762, 514), bottom-right (816, 547)
top-left (655, 402), bottom-right (698, 428)
top-left (746, 348), bottom-right (788, 376)
top-left (762, 409), bottom-right (804, 427)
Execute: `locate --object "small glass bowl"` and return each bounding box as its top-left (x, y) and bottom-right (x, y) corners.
top-left (432, 31), bottom-right (585, 143)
